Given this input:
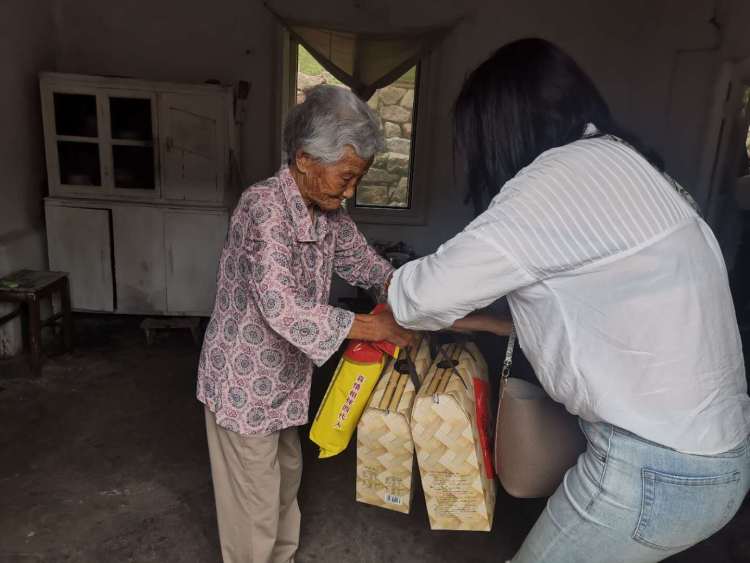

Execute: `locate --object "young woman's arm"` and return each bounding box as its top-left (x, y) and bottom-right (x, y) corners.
top-left (387, 223), bottom-right (535, 331)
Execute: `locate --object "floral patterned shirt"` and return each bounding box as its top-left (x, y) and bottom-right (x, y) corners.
top-left (197, 167), bottom-right (393, 436)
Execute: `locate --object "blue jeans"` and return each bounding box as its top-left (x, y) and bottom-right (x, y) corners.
top-left (512, 421), bottom-right (750, 563)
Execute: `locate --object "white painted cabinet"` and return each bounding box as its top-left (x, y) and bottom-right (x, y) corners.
top-left (164, 211), bottom-right (228, 314)
top-left (45, 200), bottom-right (228, 315)
top-left (159, 93), bottom-right (225, 203)
top-left (41, 72), bottom-right (242, 316)
top-left (45, 205), bottom-right (114, 312)
top-left (40, 72), bottom-right (239, 205)
top-left (112, 206), bottom-right (166, 313)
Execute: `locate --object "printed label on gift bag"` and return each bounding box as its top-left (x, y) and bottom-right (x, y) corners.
top-left (385, 493), bottom-right (402, 505)
top-left (335, 373), bottom-right (367, 429)
top-left (427, 471), bottom-right (478, 516)
top-left (384, 476), bottom-right (408, 506)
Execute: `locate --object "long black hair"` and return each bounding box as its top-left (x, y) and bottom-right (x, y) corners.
top-left (454, 38), bottom-right (663, 214)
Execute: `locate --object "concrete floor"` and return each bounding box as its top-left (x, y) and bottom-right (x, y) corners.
top-left (1, 315), bottom-right (749, 563)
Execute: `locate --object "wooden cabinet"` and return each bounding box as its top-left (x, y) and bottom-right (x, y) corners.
top-left (45, 205), bottom-right (114, 312)
top-left (159, 93), bottom-right (226, 203)
top-left (41, 73), bottom-right (242, 316)
top-left (45, 199), bottom-right (227, 315)
top-left (41, 73), bottom-right (238, 205)
top-left (112, 206), bottom-right (166, 313)
top-left (164, 210), bottom-right (228, 314)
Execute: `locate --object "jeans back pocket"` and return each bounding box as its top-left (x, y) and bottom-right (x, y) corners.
top-left (633, 467), bottom-right (741, 551)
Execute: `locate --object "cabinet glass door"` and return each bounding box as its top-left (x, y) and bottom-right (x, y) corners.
top-left (106, 93), bottom-right (159, 194)
top-left (52, 92), bottom-right (103, 189)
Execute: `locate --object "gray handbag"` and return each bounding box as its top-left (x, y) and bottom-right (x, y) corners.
top-left (494, 327), bottom-right (586, 498)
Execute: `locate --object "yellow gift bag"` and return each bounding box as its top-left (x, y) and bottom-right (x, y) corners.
top-left (310, 306), bottom-right (398, 458)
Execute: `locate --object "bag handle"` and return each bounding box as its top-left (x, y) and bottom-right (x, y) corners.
top-left (424, 339), bottom-right (472, 405)
top-left (498, 325), bottom-right (517, 409)
top-left (383, 336), bottom-right (426, 412)
top-left (501, 325), bottom-right (516, 384)
top-left (395, 343), bottom-right (421, 390)
top-left (434, 339), bottom-right (472, 391)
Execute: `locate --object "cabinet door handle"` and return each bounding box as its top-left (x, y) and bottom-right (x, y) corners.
top-left (165, 136), bottom-right (174, 151)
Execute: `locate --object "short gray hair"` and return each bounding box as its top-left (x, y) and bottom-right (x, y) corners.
top-left (283, 85), bottom-right (385, 164)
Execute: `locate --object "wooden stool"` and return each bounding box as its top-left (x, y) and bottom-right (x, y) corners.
top-left (0, 270), bottom-right (73, 377)
top-left (140, 317), bottom-right (201, 346)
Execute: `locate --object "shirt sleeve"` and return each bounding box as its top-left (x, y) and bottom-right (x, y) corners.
top-left (239, 199), bottom-right (355, 367)
top-left (333, 211), bottom-right (394, 299)
top-left (387, 220), bottom-right (536, 331)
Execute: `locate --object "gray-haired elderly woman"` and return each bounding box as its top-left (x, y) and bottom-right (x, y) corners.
top-left (197, 85), bottom-right (413, 563)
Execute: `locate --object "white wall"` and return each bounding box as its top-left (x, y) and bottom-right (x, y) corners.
top-left (0, 0), bottom-right (740, 359)
top-left (0, 0), bottom-right (59, 356)
top-left (49, 0), bottom-right (750, 269)
top-left (50, 0), bottom-right (743, 315)
top-left (0, 0), bottom-right (741, 353)
top-left (55, 1), bottom-right (729, 255)
top-left (359, 0), bottom-right (726, 253)
top-left (723, 0), bottom-right (750, 59)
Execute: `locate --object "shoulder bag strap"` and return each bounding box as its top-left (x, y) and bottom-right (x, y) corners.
top-left (499, 326), bottom-right (516, 401)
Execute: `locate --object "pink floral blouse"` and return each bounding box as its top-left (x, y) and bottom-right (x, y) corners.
top-left (197, 167), bottom-right (393, 436)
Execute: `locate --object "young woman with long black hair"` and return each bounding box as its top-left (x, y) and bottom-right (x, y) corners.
top-left (387, 38), bottom-right (750, 562)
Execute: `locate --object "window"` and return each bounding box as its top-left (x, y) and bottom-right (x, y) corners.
top-left (282, 40), bottom-right (428, 224)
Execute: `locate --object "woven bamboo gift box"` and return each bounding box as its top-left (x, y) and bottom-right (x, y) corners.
top-left (356, 334), bottom-right (432, 514)
top-left (411, 341), bottom-right (496, 531)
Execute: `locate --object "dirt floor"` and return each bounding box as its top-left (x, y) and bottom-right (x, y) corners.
top-left (0, 315), bottom-right (749, 562)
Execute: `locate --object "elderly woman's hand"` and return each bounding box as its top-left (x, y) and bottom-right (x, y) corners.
top-left (348, 308), bottom-right (415, 348)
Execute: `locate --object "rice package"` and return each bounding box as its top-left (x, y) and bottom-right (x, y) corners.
top-left (356, 334), bottom-right (432, 513)
top-left (310, 306), bottom-right (398, 459)
top-left (411, 342), bottom-right (496, 531)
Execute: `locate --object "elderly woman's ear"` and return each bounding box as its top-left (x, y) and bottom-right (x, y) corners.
top-left (293, 150), bottom-right (314, 175)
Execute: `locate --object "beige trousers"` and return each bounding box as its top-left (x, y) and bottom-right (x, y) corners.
top-left (205, 407), bottom-right (302, 563)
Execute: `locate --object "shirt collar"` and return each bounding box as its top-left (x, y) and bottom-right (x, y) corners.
top-left (278, 167), bottom-right (329, 243)
top-left (582, 122), bottom-right (599, 137)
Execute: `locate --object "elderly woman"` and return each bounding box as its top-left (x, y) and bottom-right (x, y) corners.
top-left (197, 85), bottom-right (412, 563)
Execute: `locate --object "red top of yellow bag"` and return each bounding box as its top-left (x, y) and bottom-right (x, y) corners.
top-left (309, 303), bottom-right (399, 458)
top-left (344, 304), bottom-right (399, 362)
top-left (344, 340), bottom-right (398, 363)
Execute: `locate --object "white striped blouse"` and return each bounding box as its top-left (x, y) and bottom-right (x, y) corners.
top-left (388, 134), bottom-right (750, 454)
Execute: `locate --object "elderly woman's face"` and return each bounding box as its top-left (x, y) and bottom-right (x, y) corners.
top-left (295, 146), bottom-right (372, 212)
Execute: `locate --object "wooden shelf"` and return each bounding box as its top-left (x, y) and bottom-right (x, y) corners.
top-left (111, 139), bottom-right (154, 147)
top-left (56, 134), bottom-right (101, 143)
